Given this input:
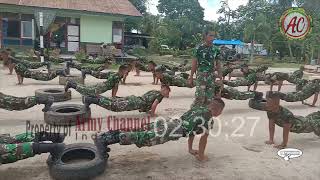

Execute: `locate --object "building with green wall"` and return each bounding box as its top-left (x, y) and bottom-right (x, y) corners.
top-left (0, 0), bottom-right (141, 53)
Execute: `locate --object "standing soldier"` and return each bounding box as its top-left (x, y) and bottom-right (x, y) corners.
top-left (188, 31), bottom-right (222, 106)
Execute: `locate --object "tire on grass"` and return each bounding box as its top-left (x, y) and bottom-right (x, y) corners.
top-left (59, 75), bottom-right (84, 85)
top-left (35, 88), bottom-right (71, 102)
top-left (44, 104), bottom-right (91, 126)
top-left (47, 143), bottom-right (107, 180)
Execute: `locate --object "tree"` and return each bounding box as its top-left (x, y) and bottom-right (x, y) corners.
top-left (125, 0), bottom-right (148, 32)
top-left (157, 0), bottom-right (204, 22)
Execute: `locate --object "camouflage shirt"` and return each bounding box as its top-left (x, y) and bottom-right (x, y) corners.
top-left (243, 69), bottom-right (257, 82)
top-left (103, 73), bottom-right (122, 87)
top-left (267, 106), bottom-right (295, 125)
top-left (160, 73), bottom-right (189, 87)
top-left (181, 106), bottom-right (212, 135)
top-left (140, 90), bottom-right (164, 112)
top-left (193, 44), bottom-right (220, 73)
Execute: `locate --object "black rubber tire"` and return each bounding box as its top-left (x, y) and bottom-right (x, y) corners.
top-left (47, 143), bottom-right (107, 180)
top-left (35, 88), bottom-right (71, 102)
top-left (44, 104), bottom-right (91, 126)
top-left (249, 98), bottom-right (267, 111)
top-left (59, 75), bottom-right (84, 85)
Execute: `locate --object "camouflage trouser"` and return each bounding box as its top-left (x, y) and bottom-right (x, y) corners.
top-left (267, 72), bottom-right (289, 83)
top-left (223, 77), bottom-right (255, 87)
top-left (0, 92), bottom-right (37, 111)
top-left (177, 65), bottom-right (191, 72)
top-left (172, 77), bottom-right (194, 88)
top-left (0, 133), bottom-right (35, 164)
top-left (49, 58), bottom-right (65, 64)
top-left (0, 143), bottom-right (35, 164)
top-left (274, 112), bottom-right (320, 136)
top-left (98, 96), bottom-right (144, 112)
top-left (75, 81), bottom-right (115, 96)
top-left (0, 133), bottom-right (34, 144)
top-left (221, 87), bottom-right (255, 100)
top-left (81, 58), bottom-right (107, 64)
top-left (295, 79), bottom-right (309, 91)
top-left (91, 71), bottom-right (115, 79)
top-left (136, 64), bottom-right (148, 72)
top-left (15, 63), bottom-right (59, 80)
top-left (14, 60), bottom-right (46, 69)
top-left (119, 119), bottom-right (183, 148)
top-left (279, 83), bottom-right (317, 102)
top-left (178, 73), bottom-right (189, 80)
top-left (222, 68), bottom-right (233, 77)
top-left (72, 63), bottom-right (105, 72)
top-left (193, 72), bottom-right (216, 106)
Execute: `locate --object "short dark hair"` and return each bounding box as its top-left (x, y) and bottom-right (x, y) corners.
top-left (211, 98), bottom-right (225, 108)
top-left (148, 61), bottom-right (157, 66)
top-left (161, 84), bottom-right (171, 91)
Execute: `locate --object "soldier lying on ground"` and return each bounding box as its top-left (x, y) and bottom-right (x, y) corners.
top-left (222, 62), bottom-right (234, 81)
top-left (154, 65), bottom-right (191, 87)
top-left (14, 63), bottom-right (67, 85)
top-left (83, 85), bottom-right (171, 117)
top-left (0, 92), bottom-right (53, 112)
top-left (278, 79), bottom-right (320, 107)
top-left (223, 64), bottom-right (259, 91)
top-left (251, 91), bottom-right (320, 149)
top-left (265, 66), bottom-right (304, 92)
top-left (0, 132), bottom-right (65, 165)
top-left (65, 65), bottom-right (129, 97)
top-left (79, 56), bottom-right (113, 64)
top-left (94, 98), bottom-right (225, 162)
top-left (66, 60), bottom-right (108, 72)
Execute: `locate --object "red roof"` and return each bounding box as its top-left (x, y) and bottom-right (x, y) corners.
top-left (0, 0), bottom-right (142, 17)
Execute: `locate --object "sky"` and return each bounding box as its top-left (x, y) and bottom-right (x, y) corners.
top-left (147, 0), bottom-right (249, 21)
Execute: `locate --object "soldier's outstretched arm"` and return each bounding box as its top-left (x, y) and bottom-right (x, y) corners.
top-left (150, 99), bottom-right (160, 117)
top-left (112, 84), bottom-right (119, 97)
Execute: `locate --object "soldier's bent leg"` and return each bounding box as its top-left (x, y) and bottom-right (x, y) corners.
top-left (119, 119), bottom-right (183, 148)
top-left (0, 93), bottom-right (37, 111)
top-left (222, 87), bottom-right (255, 100)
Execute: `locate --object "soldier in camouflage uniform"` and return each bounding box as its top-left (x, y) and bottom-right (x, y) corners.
top-left (221, 87), bottom-right (256, 100)
top-left (94, 98), bottom-right (225, 161)
top-left (264, 72), bottom-right (290, 92)
top-left (154, 66), bottom-right (193, 87)
top-left (222, 62), bottom-right (234, 81)
top-left (65, 65), bottom-right (129, 97)
top-left (0, 132), bottom-right (65, 165)
top-left (83, 85), bottom-right (171, 116)
top-left (250, 91), bottom-right (320, 149)
top-left (277, 79), bottom-right (320, 107)
top-left (223, 64), bottom-right (258, 91)
top-left (81, 69), bottom-right (116, 79)
top-left (0, 92), bottom-right (54, 112)
top-left (14, 63), bottom-right (67, 85)
top-left (189, 31), bottom-right (222, 106)
top-left (67, 61), bottom-right (107, 72)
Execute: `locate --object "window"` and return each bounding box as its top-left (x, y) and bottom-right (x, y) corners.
top-left (21, 21), bottom-right (33, 38)
top-left (7, 20), bottom-right (20, 38)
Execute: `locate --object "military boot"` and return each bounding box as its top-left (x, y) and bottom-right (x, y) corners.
top-left (65, 80), bottom-right (77, 92)
top-left (32, 143), bottom-right (65, 158)
top-left (82, 96), bottom-right (99, 109)
top-left (56, 69), bottom-right (67, 77)
top-left (36, 96), bottom-right (54, 112)
top-left (81, 69), bottom-right (92, 79)
top-left (34, 131), bottom-right (65, 143)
